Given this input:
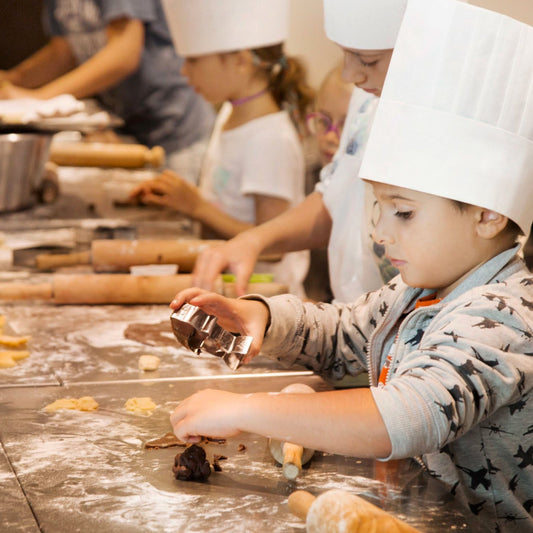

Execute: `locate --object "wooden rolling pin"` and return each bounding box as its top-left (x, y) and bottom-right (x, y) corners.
top-left (49, 142), bottom-right (165, 168)
top-left (288, 489), bottom-right (421, 533)
top-left (269, 383), bottom-right (315, 481)
top-left (0, 274), bottom-right (288, 304)
top-left (35, 239), bottom-right (223, 272)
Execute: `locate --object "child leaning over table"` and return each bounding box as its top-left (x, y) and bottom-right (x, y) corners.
top-left (168, 0), bottom-right (533, 530)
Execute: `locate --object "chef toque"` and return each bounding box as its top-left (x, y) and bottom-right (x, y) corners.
top-left (323, 0), bottom-right (407, 50)
top-left (162, 0), bottom-right (289, 57)
top-left (359, 0), bottom-right (533, 234)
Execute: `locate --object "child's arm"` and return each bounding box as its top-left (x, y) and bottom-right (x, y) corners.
top-left (130, 170), bottom-right (299, 241)
top-left (192, 192), bottom-right (332, 295)
top-left (0, 17), bottom-right (144, 100)
top-left (170, 387), bottom-right (392, 458)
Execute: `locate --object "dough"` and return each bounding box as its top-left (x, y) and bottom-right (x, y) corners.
top-left (0, 350), bottom-right (30, 368)
top-left (138, 354), bottom-right (160, 371)
top-left (144, 432), bottom-right (186, 449)
top-left (173, 444), bottom-right (211, 481)
top-left (124, 321), bottom-right (174, 346)
top-left (124, 397), bottom-right (156, 414)
top-left (0, 334), bottom-right (30, 347)
top-left (45, 396), bottom-right (99, 412)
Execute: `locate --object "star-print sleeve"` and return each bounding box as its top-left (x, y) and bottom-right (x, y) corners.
top-left (372, 287), bottom-right (533, 460)
top-left (252, 291), bottom-right (379, 380)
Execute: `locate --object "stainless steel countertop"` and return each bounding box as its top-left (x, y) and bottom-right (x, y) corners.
top-left (0, 302), bottom-right (310, 388)
top-left (0, 445), bottom-right (39, 532)
top-left (0, 376), bottom-right (474, 533)
top-left (0, 182), bottom-right (476, 532)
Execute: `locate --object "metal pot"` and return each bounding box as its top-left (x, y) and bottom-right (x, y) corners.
top-left (0, 132), bottom-right (53, 212)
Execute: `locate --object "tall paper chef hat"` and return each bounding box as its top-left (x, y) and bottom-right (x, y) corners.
top-left (323, 0), bottom-right (408, 50)
top-left (161, 0), bottom-right (289, 57)
top-left (359, 0), bottom-right (533, 234)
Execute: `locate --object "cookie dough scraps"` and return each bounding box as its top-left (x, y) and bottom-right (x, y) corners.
top-left (124, 397), bottom-right (157, 414)
top-left (45, 396), bottom-right (99, 412)
top-left (145, 432), bottom-right (186, 449)
top-left (0, 334), bottom-right (31, 348)
top-left (0, 350), bottom-right (30, 368)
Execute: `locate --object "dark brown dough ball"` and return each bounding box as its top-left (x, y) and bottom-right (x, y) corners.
top-left (173, 444), bottom-right (211, 481)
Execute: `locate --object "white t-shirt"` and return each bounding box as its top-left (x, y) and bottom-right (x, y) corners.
top-left (200, 103), bottom-right (309, 297)
top-left (316, 88), bottom-right (397, 303)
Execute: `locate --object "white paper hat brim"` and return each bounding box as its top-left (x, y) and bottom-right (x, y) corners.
top-left (323, 0), bottom-right (407, 50)
top-left (162, 0), bottom-right (289, 57)
top-left (360, 100), bottom-right (533, 234)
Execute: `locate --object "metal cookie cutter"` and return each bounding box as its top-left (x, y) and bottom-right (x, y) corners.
top-left (170, 303), bottom-right (252, 371)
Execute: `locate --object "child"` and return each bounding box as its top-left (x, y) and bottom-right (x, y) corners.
top-left (130, 0), bottom-right (313, 297)
top-left (169, 0), bottom-right (533, 530)
top-left (0, 0), bottom-right (214, 182)
top-left (191, 0), bottom-right (406, 301)
top-left (304, 64), bottom-right (353, 301)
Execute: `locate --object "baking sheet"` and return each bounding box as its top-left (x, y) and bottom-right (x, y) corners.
top-left (0, 303), bottom-right (310, 387)
top-left (0, 376), bottom-right (475, 532)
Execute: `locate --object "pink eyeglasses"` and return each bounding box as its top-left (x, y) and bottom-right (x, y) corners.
top-left (306, 112), bottom-right (345, 138)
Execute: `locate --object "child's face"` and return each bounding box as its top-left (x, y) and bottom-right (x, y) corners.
top-left (181, 54), bottom-right (240, 104)
top-left (312, 77), bottom-right (352, 165)
top-left (370, 182), bottom-right (484, 298)
top-left (341, 49), bottom-right (393, 97)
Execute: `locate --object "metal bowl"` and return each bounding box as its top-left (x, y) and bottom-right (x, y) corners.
top-left (0, 132), bottom-right (53, 212)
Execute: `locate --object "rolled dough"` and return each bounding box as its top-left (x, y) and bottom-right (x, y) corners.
top-left (45, 396), bottom-right (99, 412)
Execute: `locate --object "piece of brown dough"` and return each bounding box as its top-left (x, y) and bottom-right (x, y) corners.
top-left (124, 321), bottom-right (175, 347)
top-left (144, 432), bottom-right (186, 449)
top-left (237, 443), bottom-right (246, 452)
top-left (173, 444), bottom-right (211, 482)
top-left (212, 454), bottom-right (228, 472)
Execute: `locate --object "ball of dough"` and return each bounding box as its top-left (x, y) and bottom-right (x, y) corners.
top-left (124, 397), bottom-right (156, 414)
top-left (138, 354), bottom-right (160, 371)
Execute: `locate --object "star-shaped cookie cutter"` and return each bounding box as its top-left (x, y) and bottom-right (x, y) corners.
top-left (170, 303), bottom-right (252, 370)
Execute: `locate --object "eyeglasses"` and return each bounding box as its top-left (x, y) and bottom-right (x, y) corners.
top-left (306, 112), bottom-right (345, 138)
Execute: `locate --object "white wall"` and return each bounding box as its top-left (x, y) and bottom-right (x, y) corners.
top-left (470, 0), bottom-right (533, 24)
top-left (285, 0), bottom-right (342, 89)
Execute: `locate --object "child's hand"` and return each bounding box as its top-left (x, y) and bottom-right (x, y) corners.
top-left (170, 389), bottom-right (244, 443)
top-left (129, 170), bottom-right (202, 215)
top-left (170, 288), bottom-right (270, 361)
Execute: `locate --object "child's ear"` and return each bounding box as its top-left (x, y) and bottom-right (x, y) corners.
top-left (476, 209), bottom-right (508, 239)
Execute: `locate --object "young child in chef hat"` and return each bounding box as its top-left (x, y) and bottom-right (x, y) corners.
top-left (130, 0), bottom-right (313, 297)
top-left (191, 0), bottom-right (408, 302)
top-left (169, 0), bottom-right (533, 528)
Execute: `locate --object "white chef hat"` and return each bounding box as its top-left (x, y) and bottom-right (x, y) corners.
top-left (161, 0), bottom-right (289, 57)
top-left (323, 0), bottom-right (407, 50)
top-left (359, 0), bottom-right (533, 234)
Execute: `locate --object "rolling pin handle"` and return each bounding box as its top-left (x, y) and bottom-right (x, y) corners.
top-left (282, 442), bottom-right (304, 481)
top-left (146, 145), bottom-right (165, 168)
top-left (287, 490), bottom-right (316, 521)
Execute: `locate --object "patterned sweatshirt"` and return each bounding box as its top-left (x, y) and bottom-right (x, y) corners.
top-left (257, 246), bottom-right (533, 532)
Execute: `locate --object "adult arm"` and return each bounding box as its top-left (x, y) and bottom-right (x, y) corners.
top-left (0, 17), bottom-right (144, 100)
top-left (0, 37), bottom-right (76, 88)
